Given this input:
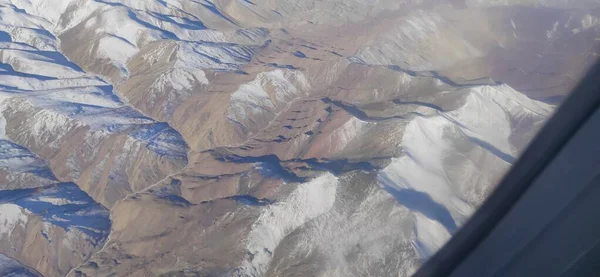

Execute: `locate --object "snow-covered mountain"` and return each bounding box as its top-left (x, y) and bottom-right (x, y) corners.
top-left (0, 0), bottom-right (598, 276)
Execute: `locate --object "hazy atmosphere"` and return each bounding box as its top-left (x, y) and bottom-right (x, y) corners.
top-left (0, 0), bottom-right (598, 276)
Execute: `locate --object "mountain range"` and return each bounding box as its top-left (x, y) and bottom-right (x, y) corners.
top-left (0, 0), bottom-right (598, 276)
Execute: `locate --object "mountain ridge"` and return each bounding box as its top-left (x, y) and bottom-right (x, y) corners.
top-left (0, 0), bottom-right (598, 276)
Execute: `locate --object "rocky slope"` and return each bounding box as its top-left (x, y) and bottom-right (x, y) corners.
top-left (0, 0), bottom-right (598, 276)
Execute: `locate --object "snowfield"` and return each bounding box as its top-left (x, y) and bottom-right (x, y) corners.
top-left (378, 84), bottom-right (552, 257)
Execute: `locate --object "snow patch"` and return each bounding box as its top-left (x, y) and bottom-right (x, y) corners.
top-left (327, 117), bottom-right (367, 153)
top-left (412, 213), bottom-right (451, 259)
top-left (227, 69), bottom-right (310, 126)
top-left (26, 196), bottom-right (87, 206)
top-left (240, 173), bottom-right (339, 276)
top-left (0, 203), bottom-right (29, 238)
top-left (96, 35), bottom-right (140, 76)
top-left (378, 84), bottom-right (551, 259)
top-left (150, 67), bottom-right (208, 92)
top-left (582, 14), bottom-right (599, 29)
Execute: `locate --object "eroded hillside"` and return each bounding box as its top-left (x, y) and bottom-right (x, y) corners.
top-left (0, 0), bottom-right (598, 276)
